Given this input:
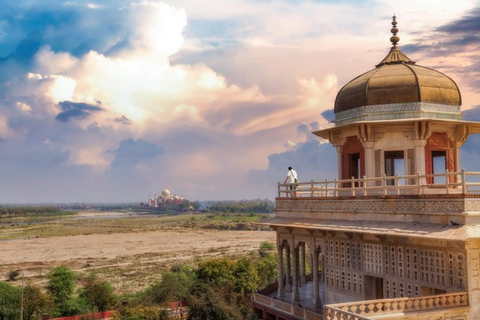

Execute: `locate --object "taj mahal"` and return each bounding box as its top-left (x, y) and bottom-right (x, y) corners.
top-left (146, 188), bottom-right (186, 207)
top-left (253, 16), bottom-right (480, 320)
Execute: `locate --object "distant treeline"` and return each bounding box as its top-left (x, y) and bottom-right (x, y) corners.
top-left (0, 206), bottom-right (64, 217)
top-left (202, 199), bottom-right (274, 213)
top-left (0, 199), bottom-right (275, 216)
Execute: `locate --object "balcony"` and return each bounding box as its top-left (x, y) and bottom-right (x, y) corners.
top-left (324, 292), bottom-right (469, 320)
top-left (278, 170), bottom-right (480, 198)
top-left (253, 290), bottom-right (469, 320)
top-left (273, 170), bottom-right (480, 228)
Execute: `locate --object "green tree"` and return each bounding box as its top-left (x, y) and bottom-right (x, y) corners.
top-left (195, 258), bottom-right (235, 286)
top-left (0, 282), bottom-right (20, 320)
top-left (80, 274), bottom-right (115, 312)
top-left (46, 266), bottom-right (76, 315)
top-left (116, 306), bottom-right (171, 320)
top-left (256, 254), bottom-right (278, 288)
top-left (23, 283), bottom-right (52, 320)
top-left (187, 283), bottom-right (243, 320)
top-left (233, 257), bottom-right (259, 294)
top-left (143, 266), bottom-right (193, 305)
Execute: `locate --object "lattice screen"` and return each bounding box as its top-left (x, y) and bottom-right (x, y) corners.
top-left (323, 238), bottom-right (466, 298)
top-left (363, 243), bottom-right (383, 274)
top-left (407, 148), bottom-right (415, 184)
top-left (374, 150), bottom-right (382, 186)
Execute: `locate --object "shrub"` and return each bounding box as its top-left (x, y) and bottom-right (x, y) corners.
top-left (7, 270), bottom-right (20, 282)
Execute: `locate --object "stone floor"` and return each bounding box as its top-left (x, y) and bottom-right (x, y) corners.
top-left (267, 280), bottom-right (325, 312)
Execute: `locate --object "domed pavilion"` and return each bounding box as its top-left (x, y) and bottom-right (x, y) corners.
top-left (253, 16), bottom-right (480, 320)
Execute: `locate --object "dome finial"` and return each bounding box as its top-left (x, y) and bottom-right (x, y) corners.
top-left (390, 14), bottom-right (399, 46)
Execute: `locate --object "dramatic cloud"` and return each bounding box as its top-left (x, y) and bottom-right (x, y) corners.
top-left (56, 101), bottom-right (102, 122)
top-left (401, 6), bottom-right (480, 107)
top-left (110, 138), bottom-right (164, 170)
top-left (0, 0), bottom-right (480, 202)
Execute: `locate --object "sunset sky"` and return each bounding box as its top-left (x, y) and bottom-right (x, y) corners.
top-left (1, 0), bottom-right (480, 203)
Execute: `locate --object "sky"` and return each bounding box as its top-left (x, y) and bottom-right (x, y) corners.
top-left (2, 0), bottom-right (480, 203)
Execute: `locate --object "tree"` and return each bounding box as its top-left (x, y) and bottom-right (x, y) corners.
top-left (80, 274), bottom-right (115, 312)
top-left (7, 270), bottom-right (20, 282)
top-left (187, 283), bottom-right (243, 320)
top-left (143, 267), bottom-right (193, 305)
top-left (232, 257), bottom-right (259, 294)
top-left (23, 283), bottom-right (52, 320)
top-left (0, 282), bottom-right (20, 320)
top-left (256, 254), bottom-right (278, 288)
top-left (116, 306), bottom-right (169, 320)
top-left (195, 258), bottom-right (236, 286)
top-left (46, 266), bottom-right (76, 315)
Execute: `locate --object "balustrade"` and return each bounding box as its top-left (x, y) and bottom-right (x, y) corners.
top-left (254, 293), bottom-right (324, 320)
top-left (324, 292), bottom-right (468, 320)
top-left (278, 170), bottom-right (480, 198)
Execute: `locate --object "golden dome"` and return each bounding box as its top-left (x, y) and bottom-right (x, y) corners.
top-left (334, 16), bottom-right (461, 114)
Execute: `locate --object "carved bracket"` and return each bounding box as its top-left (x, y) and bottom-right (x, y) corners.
top-left (415, 121), bottom-right (431, 140)
top-left (357, 123), bottom-right (372, 142)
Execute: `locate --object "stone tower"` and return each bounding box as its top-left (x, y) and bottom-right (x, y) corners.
top-left (253, 16), bottom-right (480, 320)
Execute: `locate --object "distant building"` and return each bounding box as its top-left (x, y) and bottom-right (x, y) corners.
top-left (146, 188), bottom-right (186, 207)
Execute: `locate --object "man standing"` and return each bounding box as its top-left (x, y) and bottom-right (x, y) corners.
top-left (284, 166), bottom-right (298, 197)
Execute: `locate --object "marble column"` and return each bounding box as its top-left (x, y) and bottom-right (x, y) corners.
top-left (292, 246), bottom-right (300, 302)
top-left (363, 142), bottom-right (374, 183)
top-left (285, 245), bottom-right (291, 292)
top-left (312, 250), bottom-right (321, 308)
top-left (300, 243), bottom-right (306, 285)
top-left (277, 245), bottom-right (285, 298)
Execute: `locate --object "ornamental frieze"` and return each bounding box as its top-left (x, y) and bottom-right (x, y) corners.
top-left (275, 197), bottom-right (475, 214)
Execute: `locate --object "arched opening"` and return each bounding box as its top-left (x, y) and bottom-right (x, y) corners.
top-left (425, 133), bottom-right (456, 184)
top-left (341, 136), bottom-right (365, 186)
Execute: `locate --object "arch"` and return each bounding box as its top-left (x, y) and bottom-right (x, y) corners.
top-left (341, 136), bottom-right (365, 186)
top-left (425, 132), bottom-right (456, 184)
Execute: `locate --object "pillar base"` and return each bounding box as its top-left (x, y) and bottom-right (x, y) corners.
top-left (292, 290), bottom-right (300, 303)
top-left (285, 283), bottom-right (292, 293)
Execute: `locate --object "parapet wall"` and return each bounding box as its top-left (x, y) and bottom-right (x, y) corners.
top-left (275, 195), bottom-right (480, 225)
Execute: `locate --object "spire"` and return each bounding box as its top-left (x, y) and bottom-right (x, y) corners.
top-left (390, 14), bottom-right (399, 46)
top-left (376, 15), bottom-right (415, 67)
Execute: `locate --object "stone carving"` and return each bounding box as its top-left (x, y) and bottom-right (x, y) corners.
top-left (335, 102), bottom-right (461, 126)
top-left (275, 198), bottom-right (474, 214)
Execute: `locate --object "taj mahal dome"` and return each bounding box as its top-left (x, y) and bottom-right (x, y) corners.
top-left (146, 188), bottom-right (185, 207)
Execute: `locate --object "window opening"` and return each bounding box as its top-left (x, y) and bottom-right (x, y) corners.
top-left (384, 151), bottom-right (404, 185)
top-left (432, 151), bottom-right (446, 184)
top-left (349, 153), bottom-right (360, 187)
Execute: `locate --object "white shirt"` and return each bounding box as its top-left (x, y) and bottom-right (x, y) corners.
top-left (286, 169), bottom-right (298, 183)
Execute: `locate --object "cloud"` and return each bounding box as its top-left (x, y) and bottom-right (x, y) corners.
top-left (110, 138), bottom-right (164, 170)
top-left (2, 1), bottom-right (480, 203)
top-left (115, 115), bottom-right (131, 125)
top-left (400, 5), bottom-right (480, 107)
top-left (56, 101), bottom-right (102, 122)
top-left (463, 105), bottom-right (480, 121)
top-left (246, 123), bottom-right (337, 197)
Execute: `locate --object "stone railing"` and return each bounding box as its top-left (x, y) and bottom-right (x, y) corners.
top-left (253, 293), bottom-right (323, 320)
top-left (324, 292), bottom-right (469, 320)
top-left (279, 170), bottom-right (480, 198)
